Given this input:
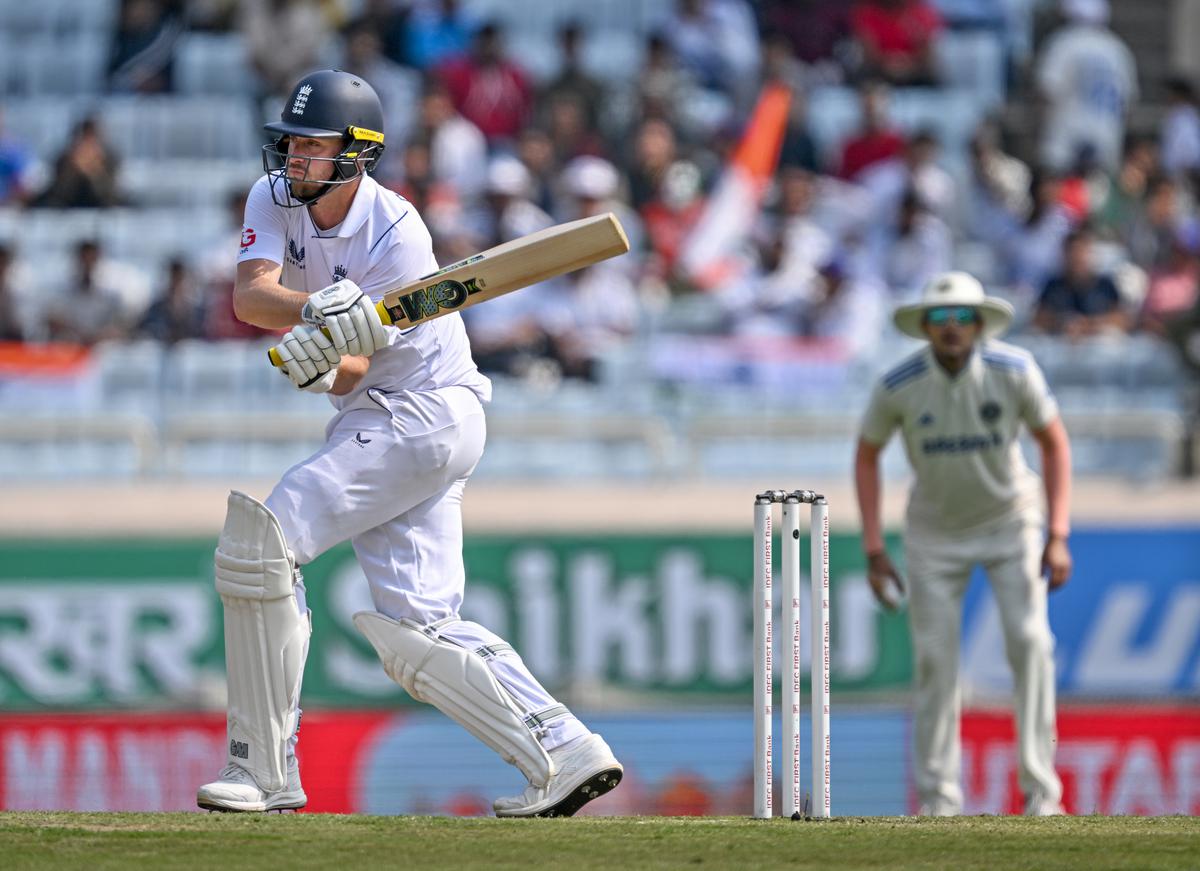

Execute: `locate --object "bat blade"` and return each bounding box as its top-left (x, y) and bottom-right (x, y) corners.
top-left (268, 212), bottom-right (629, 368)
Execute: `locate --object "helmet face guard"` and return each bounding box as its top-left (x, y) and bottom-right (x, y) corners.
top-left (261, 126), bottom-right (385, 208)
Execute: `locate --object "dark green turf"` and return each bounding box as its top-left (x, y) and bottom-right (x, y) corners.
top-left (0, 813), bottom-right (1195, 870)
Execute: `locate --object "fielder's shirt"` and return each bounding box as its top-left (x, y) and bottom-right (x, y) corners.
top-left (237, 173), bottom-right (491, 418)
top-left (860, 340), bottom-right (1059, 532)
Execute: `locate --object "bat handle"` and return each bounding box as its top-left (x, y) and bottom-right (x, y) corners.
top-left (267, 300), bottom-right (394, 368)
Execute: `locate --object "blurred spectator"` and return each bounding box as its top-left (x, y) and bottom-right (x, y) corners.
top-left (516, 127), bottom-right (561, 216)
top-left (416, 78), bottom-right (488, 200)
top-left (108, 0), bottom-right (183, 94)
top-left (406, 0), bottom-right (476, 71)
top-left (136, 258), bottom-right (206, 344)
top-left (0, 244), bottom-right (26, 342)
top-left (345, 0), bottom-right (412, 67)
top-left (1126, 175), bottom-right (1183, 272)
top-left (850, 0), bottom-right (944, 87)
top-left (544, 93), bottom-right (608, 167)
top-left (837, 81), bottom-right (906, 181)
top-left (44, 241), bottom-right (133, 346)
top-left (641, 160), bottom-right (707, 283)
top-left (33, 118), bottom-right (122, 209)
top-left (1036, 0), bottom-right (1137, 173)
top-left (0, 109), bottom-right (36, 207)
top-left (1160, 76), bottom-right (1200, 178)
top-left (540, 23), bottom-right (604, 132)
top-left (879, 190), bottom-right (954, 299)
top-left (665, 0), bottom-right (761, 107)
top-left (759, 0), bottom-right (851, 85)
top-left (1093, 135), bottom-right (1157, 242)
top-left (636, 33), bottom-right (703, 136)
top-left (437, 22), bottom-right (532, 146)
top-left (628, 118), bottom-right (679, 212)
top-left (1034, 227), bottom-right (1130, 337)
top-left (966, 119), bottom-right (1032, 246)
top-left (388, 135), bottom-right (464, 244)
top-left (560, 156), bottom-right (643, 270)
top-left (778, 90), bottom-right (821, 173)
top-left (1141, 221), bottom-right (1200, 336)
top-left (795, 256), bottom-right (887, 356)
top-left (858, 129), bottom-right (956, 225)
top-left (1004, 169), bottom-right (1075, 297)
top-left (341, 24), bottom-right (421, 148)
top-left (240, 0), bottom-right (330, 99)
top-left (541, 262), bottom-right (641, 381)
top-left (193, 191), bottom-right (273, 341)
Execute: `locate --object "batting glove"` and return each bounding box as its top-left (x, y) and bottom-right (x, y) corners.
top-left (276, 324), bottom-right (341, 391)
top-left (301, 279), bottom-right (389, 357)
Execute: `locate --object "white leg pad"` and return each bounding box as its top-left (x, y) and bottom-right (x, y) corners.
top-left (214, 491), bottom-right (311, 793)
top-left (353, 611), bottom-right (555, 788)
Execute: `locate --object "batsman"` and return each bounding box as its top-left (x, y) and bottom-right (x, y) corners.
top-left (197, 70), bottom-right (622, 816)
top-left (854, 272), bottom-right (1073, 816)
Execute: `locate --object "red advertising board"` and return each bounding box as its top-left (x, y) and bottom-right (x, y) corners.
top-left (0, 712), bottom-right (392, 813)
top-left (960, 706), bottom-right (1200, 815)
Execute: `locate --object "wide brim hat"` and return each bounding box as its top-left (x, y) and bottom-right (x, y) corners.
top-left (893, 271), bottom-right (1015, 340)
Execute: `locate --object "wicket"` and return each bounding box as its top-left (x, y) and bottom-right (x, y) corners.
top-left (753, 489), bottom-right (831, 820)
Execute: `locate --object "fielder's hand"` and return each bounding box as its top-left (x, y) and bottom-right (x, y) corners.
top-left (866, 550), bottom-right (905, 611)
top-left (1041, 535), bottom-right (1072, 590)
top-left (276, 324), bottom-right (340, 391)
top-left (301, 279), bottom-right (389, 357)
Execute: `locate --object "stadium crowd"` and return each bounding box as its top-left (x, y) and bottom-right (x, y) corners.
top-left (0, 0), bottom-right (1197, 394)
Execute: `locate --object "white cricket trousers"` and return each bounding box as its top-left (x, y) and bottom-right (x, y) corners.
top-left (904, 514), bottom-right (1062, 813)
top-left (264, 385), bottom-right (588, 752)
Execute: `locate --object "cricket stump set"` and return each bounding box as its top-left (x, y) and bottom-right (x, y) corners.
top-left (753, 489), bottom-right (831, 820)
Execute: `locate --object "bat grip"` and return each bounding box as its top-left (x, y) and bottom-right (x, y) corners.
top-left (267, 300), bottom-right (393, 368)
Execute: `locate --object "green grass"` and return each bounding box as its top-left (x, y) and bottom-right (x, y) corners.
top-left (0, 813), bottom-right (1196, 870)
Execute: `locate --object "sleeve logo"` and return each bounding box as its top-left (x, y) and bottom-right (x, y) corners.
top-left (241, 228), bottom-right (256, 247)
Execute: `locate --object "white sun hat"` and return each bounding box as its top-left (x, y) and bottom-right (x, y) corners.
top-left (892, 271), bottom-right (1015, 339)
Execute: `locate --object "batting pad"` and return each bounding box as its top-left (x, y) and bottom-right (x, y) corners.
top-left (214, 491), bottom-right (310, 793)
top-left (354, 612), bottom-right (555, 787)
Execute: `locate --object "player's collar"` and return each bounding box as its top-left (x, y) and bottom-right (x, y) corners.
top-left (319, 174), bottom-right (378, 239)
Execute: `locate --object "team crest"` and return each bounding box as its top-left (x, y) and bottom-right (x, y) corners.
top-left (980, 400), bottom-right (1001, 422)
top-left (292, 84), bottom-right (313, 116)
top-left (333, 264), bottom-right (348, 282)
top-left (917, 412), bottom-right (934, 427)
top-left (287, 239), bottom-right (306, 268)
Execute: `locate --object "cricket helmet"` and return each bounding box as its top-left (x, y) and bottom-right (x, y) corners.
top-left (262, 69), bottom-right (386, 207)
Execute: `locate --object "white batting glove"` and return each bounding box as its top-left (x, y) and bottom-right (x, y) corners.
top-left (301, 279), bottom-right (389, 357)
top-left (276, 324), bottom-right (341, 390)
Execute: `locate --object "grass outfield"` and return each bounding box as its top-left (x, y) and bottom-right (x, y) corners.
top-left (1, 814), bottom-right (1197, 870)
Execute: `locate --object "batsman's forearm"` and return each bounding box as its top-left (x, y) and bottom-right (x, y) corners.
top-left (330, 355), bottom-right (369, 396)
top-left (233, 279), bottom-right (309, 329)
top-left (1040, 420), bottom-right (1072, 538)
top-left (854, 442), bottom-right (885, 554)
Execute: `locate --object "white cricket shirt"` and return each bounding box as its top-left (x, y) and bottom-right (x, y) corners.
top-left (238, 173), bottom-right (491, 414)
top-left (860, 341), bottom-right (1060, 533)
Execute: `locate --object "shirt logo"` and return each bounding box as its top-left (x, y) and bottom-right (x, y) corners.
top-left (287, 239), bottom-right (306, 268)
top-left (354, 432), bottom-right (372, 446)
top-left (240, 228), bottom-right (256, 252)
top-left (333, 264), bottom-right (348, 282)
top-left (980, 400), bottom-right (1002, 422)
top-left (292, 84), bottom-right (313, 116)
top-left (917, 412), bottom-right (934, 427)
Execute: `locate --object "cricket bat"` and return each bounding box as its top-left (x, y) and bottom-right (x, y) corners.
top-left (268, 212), bottom-right (630, 368)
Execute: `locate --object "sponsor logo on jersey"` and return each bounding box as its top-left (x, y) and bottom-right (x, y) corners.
top-left (921, 432), bottom-right (1003, 455)
top-left (354, 432), bottom-right (372, 446)
top-left (291, 83), bottom-right (313, 116)
top-left (287, 239), bottom-right (306, 268)
top-left (240, 227), bottom-right (256, 252)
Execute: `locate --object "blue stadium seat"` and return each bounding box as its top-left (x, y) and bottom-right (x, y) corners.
top-left (173, 33), bottom-right (255, 96)
top-left (935, 30), bottom-right (1006, 108)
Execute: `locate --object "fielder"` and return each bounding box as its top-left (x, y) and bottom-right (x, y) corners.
top-left (196, 70), bottom-right (622, 816)
top-left (854, 272), bottom-right (1073, 816)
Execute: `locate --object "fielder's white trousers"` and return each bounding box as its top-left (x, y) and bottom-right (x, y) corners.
top-left (905, 515), bottom-right (1062, 813)
top-left (264, 385), bottom-right (587, 752)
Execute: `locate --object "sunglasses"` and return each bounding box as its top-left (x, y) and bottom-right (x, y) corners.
top-left (924, 306), bottom-right (979, 327)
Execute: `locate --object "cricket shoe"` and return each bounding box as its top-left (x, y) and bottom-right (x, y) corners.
top-left (1024, 795), bottom-right (1066, 817)
top-left (197, 757), bottom-right (306, 812)
top-left (493, 734), bottom-right (623, 818)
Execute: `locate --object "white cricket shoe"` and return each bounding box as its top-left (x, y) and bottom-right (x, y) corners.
top-left (1024, 795), bottom-right (1066, 816)
top-left (917, 799), bottom-right (960, 817)
top-left (197, 757), bottom-right (306, 812)
top-left (493, 734), bottom-right (623, 818)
